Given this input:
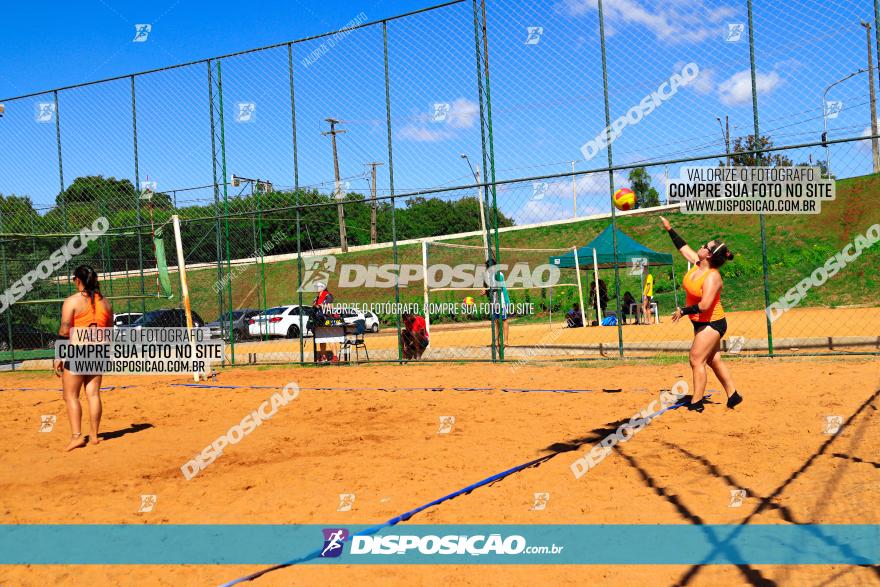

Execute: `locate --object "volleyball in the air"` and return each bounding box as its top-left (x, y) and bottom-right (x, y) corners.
top-left (613, 187), bottom-right (636, 211)
top-left (463, 296), bottom-right (476, 306)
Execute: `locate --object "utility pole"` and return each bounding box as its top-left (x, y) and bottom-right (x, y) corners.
top-left (862, 21), bottom-right (880, 173)
top-left (323, 118), bottom-right (348, 252)
top-left (366, 161), bottom-right (383, 244)
top-left (570, 161), bottom-right (578, 217)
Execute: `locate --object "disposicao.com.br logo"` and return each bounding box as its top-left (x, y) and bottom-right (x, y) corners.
top-left (299, 254), bottom-right (560, 291)
top-left (320, 529), bottom-right (564, 558)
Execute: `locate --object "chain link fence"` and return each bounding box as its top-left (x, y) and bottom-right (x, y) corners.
top-left (0, 0), bottom-right (877, 367)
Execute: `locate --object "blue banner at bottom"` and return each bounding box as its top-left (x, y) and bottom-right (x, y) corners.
top-left (0, 524), bottom-right (877, 565)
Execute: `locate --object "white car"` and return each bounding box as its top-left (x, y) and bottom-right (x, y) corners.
top-left (339, 309), bottom-right (380, 333)
top-left (113, 312), bottom-right (143, 327)
top-left (248, 305), bottom-right (313, 339)
top-left (363, 310), bottom-right (380, 333)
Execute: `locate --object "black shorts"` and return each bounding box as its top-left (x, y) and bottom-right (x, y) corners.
top-left (692, 317), bottom-right (727, 338)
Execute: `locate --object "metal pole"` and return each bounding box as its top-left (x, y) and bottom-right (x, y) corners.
top-left (172, 215), bottom-right (199, 382)
top-left (748, 0), bottom-right (774, 356)
top-left (131, 76), bottom-right (146, 314)
top-left (323, 118), bottom-right (348, 253)
top-left (480, 0), bottom-right (503, 361)
top-left (382, 21), bottom-right (402, 362)
top-left (471, 0), bottom-right (495, 361)
top-left (54, 90), bottom-right (70, 291)
top-left (288, 43), bottom-right (304, 364)
top-left (208, 60), bottom-right (225, 340)
top-left (215, 60), bottom-right (235, 365)
top-left (571, 161), bottom-right (577, 217)
top-left (572, 246), bottom-right (586, 327)
top-left (861, 21), bottom-right (880, 172)
top-left (597, 0), bottom-right (624, 356)
top-left (0, 207), bottom-right (15, 370)
top-left (592, 247), bottom-right (602, 324)
top-left (421, 240), bottom-right (430, 335)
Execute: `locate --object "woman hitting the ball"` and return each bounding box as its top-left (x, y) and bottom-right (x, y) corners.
top-left (661, 216), bottom-right (743, 412)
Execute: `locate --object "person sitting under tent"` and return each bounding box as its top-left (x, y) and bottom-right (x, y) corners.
top-left (566, 303), bottom-right (583, 328)
top-left (589, 279), bottom-right (609, 325)
top-left (622, 291), bottom-right (637, 324)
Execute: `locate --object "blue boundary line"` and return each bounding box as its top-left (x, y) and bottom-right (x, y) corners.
top-left (220, 394), bottom-right (699, 585)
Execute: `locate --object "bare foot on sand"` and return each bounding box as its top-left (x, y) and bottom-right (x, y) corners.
top-left (65, 434), bottom-right (86, 452)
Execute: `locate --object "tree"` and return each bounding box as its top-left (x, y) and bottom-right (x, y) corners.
top-left (796, 160), bottom-right (834, 180)
top-left (56, 175), bottom-right (172, 209)
top-left (730, 135), bottom-right (793, 167)
top-left (627, 167), bottom-right (660, 208)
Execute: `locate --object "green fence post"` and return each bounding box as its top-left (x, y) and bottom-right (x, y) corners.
top-left (747, 0), bottom-right (774, 356)
top-left (287, 43), bottom-right (305, 364)
top-left (479, 0), bottom-right (504, 362)
top-left (472, 0), bottom-right (496, 362)
top-left (0, 207), bottom-right (15, 370)
top-left (383, 21), bottom-right (402, 363)
top-left (130, 76), bottom-right (146, 315)
top-left (208, 59), bottom-right (226, 350)
top-left (597, 0), bottom-right (625, 358)
top-left (54, 90), bottom-right (71, 295)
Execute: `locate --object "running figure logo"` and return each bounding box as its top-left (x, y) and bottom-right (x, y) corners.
top-left (138, 495), bottom-right (157, 513)
top-left (337, 493), bottom-right (355, 512)
top-left (39, 415), bottom-right (56, 432)
top-left (438, 415), bottom-right (456, 434)
top-left (525, 27), bottom-right (544, 45)
top-left (299, 255), bottom-right (337, 292)
top-left (320, 528), bottom-right (349, 558)
top-left (432, 103), bottom-right (450, 122)
top-left (35, 102), bottom-right (55, 123)
top-left (725, 23), bottom-right (744, 42)
top-left (728, 488), bottom-right (746, 508)
top-left (823, 415), bottom-right (843, 435)
top-left (133, 24), bottom-right (152, 42)
top-left (530, 492), bottom-right (550, 511)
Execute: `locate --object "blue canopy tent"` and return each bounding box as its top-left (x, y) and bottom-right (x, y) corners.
top-left (548, 225), bottom-right (678, 323)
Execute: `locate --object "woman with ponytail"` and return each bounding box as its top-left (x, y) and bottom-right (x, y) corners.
top-left (660, 217), bottom-right (743, 413)
top-left (54, 265), bottom-right (113, 451)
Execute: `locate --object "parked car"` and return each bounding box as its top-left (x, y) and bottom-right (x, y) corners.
top-left (248, 305), bottom-right (313, 339)
top-left (124, 309), bottom-right (206, 329)
top-left (207, 309), bottom-right (261, 341)
top-left (339, 308), bottom-right (375, 332)
top-left (0, 324), bottom-right (59, 351)
top-left (113, 312), bottom-right (143, 327)
top-left (363, 310), bottom-right (380, 333)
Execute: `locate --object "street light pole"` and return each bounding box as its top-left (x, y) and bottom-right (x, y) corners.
top-left (862, 21), bottom-right (880, 172)
top-left (461, 154), bottom-right (489, 261)
top-left (716, 116), bottom-right (730, 166)
top-left (822, 69), bottom-right (867, 177)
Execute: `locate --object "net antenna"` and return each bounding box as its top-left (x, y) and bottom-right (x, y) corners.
top-left (421, 241), bottom-right (586, 333)
top-left (171, 214), bottom-right (201, 382)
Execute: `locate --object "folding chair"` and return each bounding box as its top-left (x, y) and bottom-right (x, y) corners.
top-left (341, 319), bottom-right (369, 363)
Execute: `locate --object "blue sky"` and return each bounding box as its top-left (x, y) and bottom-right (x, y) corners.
top-left (0, 0), bottom-right (876, 226)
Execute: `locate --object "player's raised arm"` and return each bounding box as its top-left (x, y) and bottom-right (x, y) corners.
top-left (660, 216), bottom-right (699, 264)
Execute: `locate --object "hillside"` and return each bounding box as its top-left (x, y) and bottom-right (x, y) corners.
top-left (75, 172), bottom-right (880, 327)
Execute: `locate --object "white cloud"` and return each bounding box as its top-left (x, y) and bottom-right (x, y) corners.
top-left (717, 69), bottom-right (781, 106)
top-left (399, 97), bottom-right (478, 142)
top-left (558, 0), bottom-right (737, 44)
top-left (446, 98), bottom-right (479, 129)
top-left (691, 67), bottom-right (715, 95)
top-left (398, 125), bottom-right (454, 142)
